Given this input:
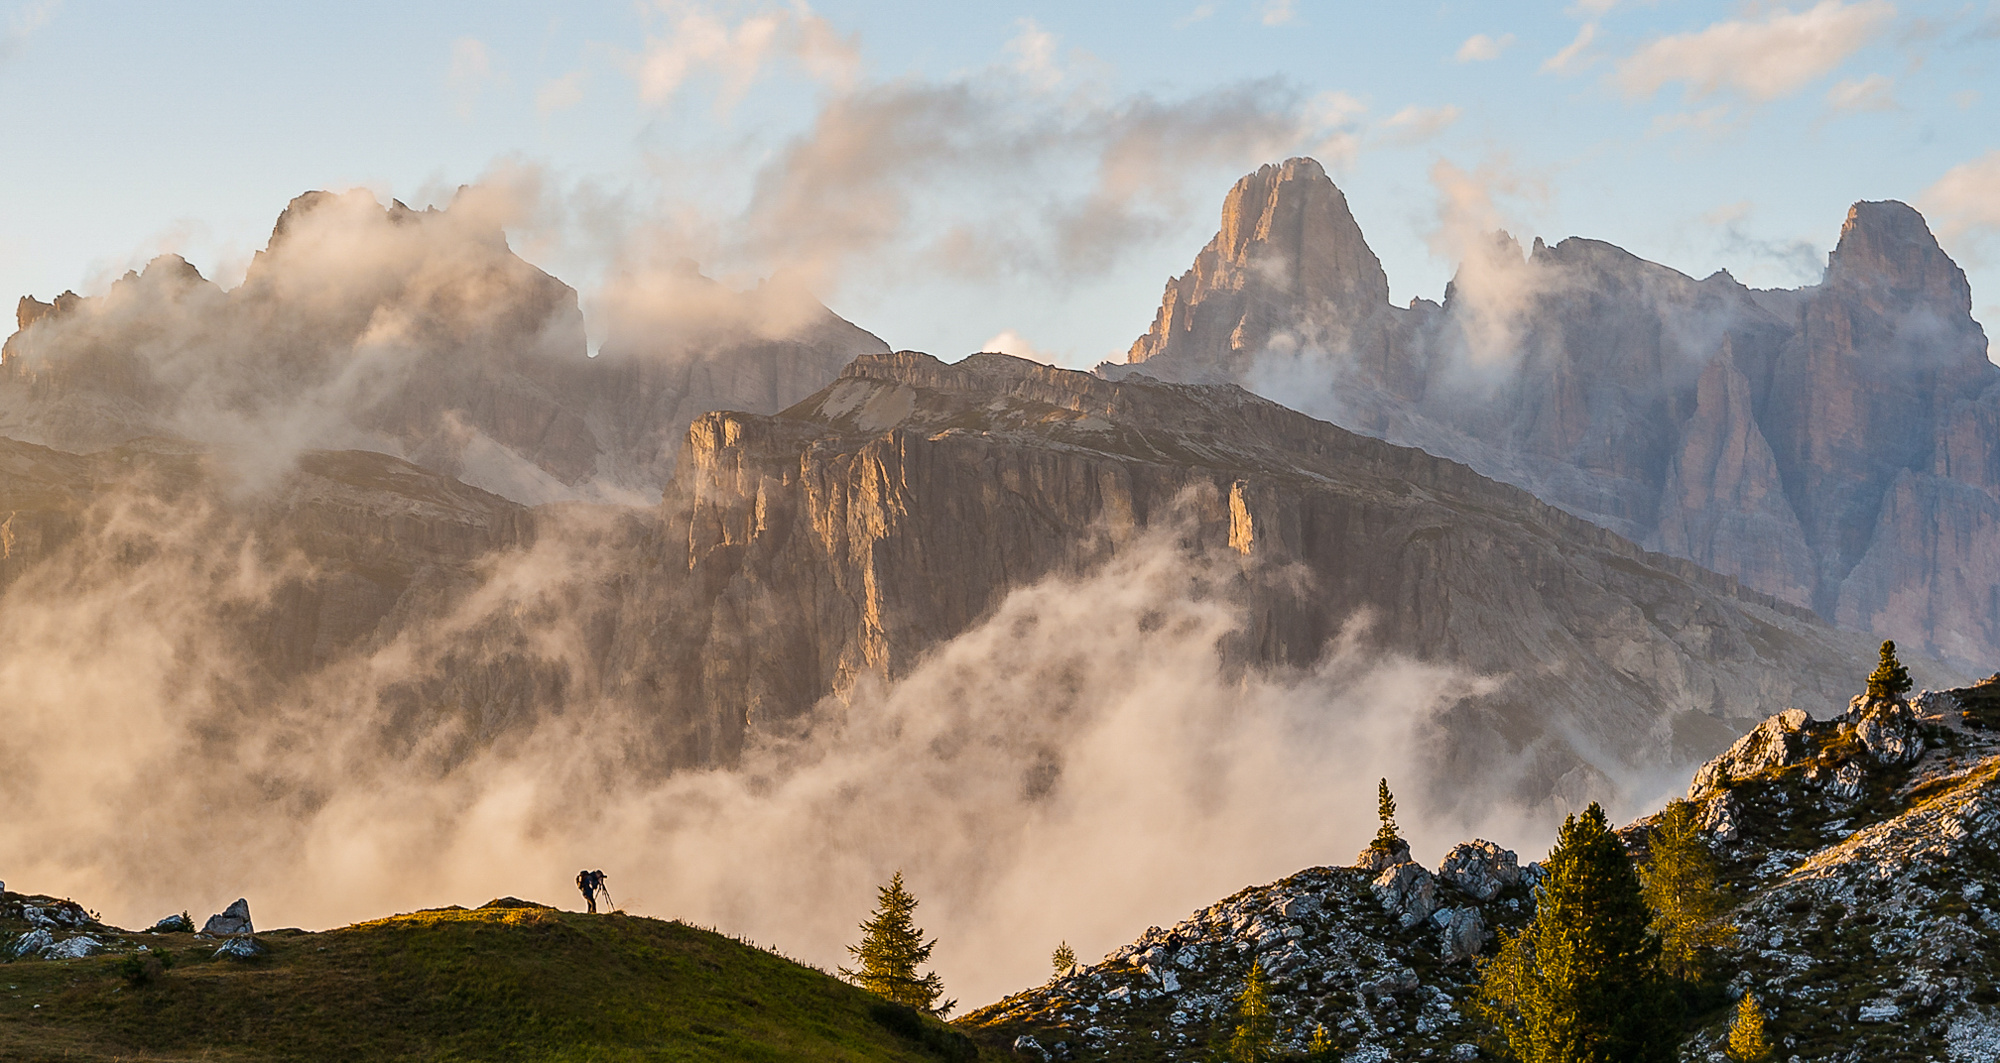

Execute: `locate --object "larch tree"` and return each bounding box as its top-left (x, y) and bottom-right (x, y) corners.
top-left (1866, 640), bottom-right (1912, 700)
top-left (1226, 959), bottom-right (1277, 1063)
top-left (1726, 991), bottom-right (1772, 1062)
top-left (840, 871), bottom-right (952, 1015)
top-left (1470, 803), bottom-right (1677, 1063)
top-left (1050, 941), bottom-right (1076, 976)
top-left (1639, 799), bottom-right (1736, 981)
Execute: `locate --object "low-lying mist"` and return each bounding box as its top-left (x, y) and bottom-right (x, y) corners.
top-left (0, 486), bottom-right (1539, 1006)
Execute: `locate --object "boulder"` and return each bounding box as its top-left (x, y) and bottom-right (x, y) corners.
top-left (1437, 840), bottom-right (1521, 901)
top-left (9, 928), bottom-right (53, 957)
top-left (1371, 862), bottom-right (1438, 929)
top-left (1828, 761), bottom-right (1866, 802)
top-left (1432, 907), bottom-right (1488, 962)
top-left (213, 936), bottom-right (266, 959)
top-left (149, 912), bottom-right (194, 934)
top-left (1355, 838), bottom-right (1412, 873)
top-left (202, 898), bottom-right (254, 937)
top-left (43, 935), bottom-right (103, 960)
top-left (1849, 696), bottom-right (1923, 766)
top-left (1699, 791), bottom-right (1742, 841)
top-left (1690, 709), bottom-right (1812, 797)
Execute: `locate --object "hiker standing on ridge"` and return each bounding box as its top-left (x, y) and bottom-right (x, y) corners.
top-left (576, 869), bottom-right (607, 914)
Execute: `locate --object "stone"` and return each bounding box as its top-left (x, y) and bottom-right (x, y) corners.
top-left (9, 928), bottom-right (53, 957)
top-left (213, 936), bottom-right (266, 959)
top-left (1371, 863), bottom-right (1439, 930)
top-left (42, 935), bottom-right (103, 960)
top-left (1690, 709), bottom-right (1813, 797)
top-left (1012, 1034), bottom-right (1047, 1059)
top-left (1849, 697), bottom-right (1923, 766)
top-left (1858, 1000), bottom-right (1902, 1023)
top-left (1699, 792), bottom-right (1742, 842)
top-left (1432, 907), bottom-right (1488, 963)
top-left (1828, 762), bottom-right (1866, 802)
top-left (149, 912), bottom-right (194, 934)
top-left (1451, 1046), bottom-right (1481, 1061)
top-left (1436, 840), bottom-right (1521, 901)
top-left (202, 898), bottom-right (254, 937)
top-left (1355, 839), bottom-right (1412, 873)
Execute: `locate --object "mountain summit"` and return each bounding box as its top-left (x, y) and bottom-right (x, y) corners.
top-left (1118, 159), bottom-right (2000, 671)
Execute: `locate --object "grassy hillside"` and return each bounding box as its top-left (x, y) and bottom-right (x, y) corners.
top-left (0, 896), bottom-right (988, 1062)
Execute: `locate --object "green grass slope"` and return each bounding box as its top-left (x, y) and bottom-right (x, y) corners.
top-left (0, 896), bottom-right (988, 1063)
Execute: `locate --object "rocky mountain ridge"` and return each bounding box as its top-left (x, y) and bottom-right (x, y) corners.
top-left (967, 676), bottom-right (2000, 1062)
top-left (0, 189), bottom-right (886, 505)
top-left (1119, 157), bottom-right (2000, 672)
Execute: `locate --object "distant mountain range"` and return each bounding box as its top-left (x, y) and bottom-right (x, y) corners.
top-left (1116, 158), bottom-right (1999, 672)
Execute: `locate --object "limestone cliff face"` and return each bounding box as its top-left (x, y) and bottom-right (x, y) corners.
top-left (0, 191), bottom-right (886, 504)
top-left (637, 351), bottom-right (1896, 812)
top-left (1122, 159), bottom-right (2000, 669)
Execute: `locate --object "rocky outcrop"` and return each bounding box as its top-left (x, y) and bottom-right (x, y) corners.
top-left (1435, 840), bottom-right (1521, 902)
top-left (201, 898), bottom-right (253, 937)
top-left (1120, 159), bottom-right (2000, 670)
top-left (0, 191), bottom-right (886, 505)
top-left (645, 351), bottom-right (1902, 811)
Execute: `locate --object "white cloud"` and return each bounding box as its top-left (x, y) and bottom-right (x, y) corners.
top-left (447, 37), bottom-right (499, 119)
top-left (536, 69), bottom-right (588, 115)
top-left (1826, 72), bottom-right (1897, 111)
top-left (1455, 32), bottom-right (1516, 62)
top-left (1615, 1), bottom-right (1897, 102)
top-left (1922, 149), bottom-right (2000, 249)
top-left (1174, 4), bottom-right (1216, 28)
top-left (1261, 0), bottom-right (1297, 27)
top-left (980, 329), bottom-right (1057, 362)
top-left (1377, 104), bottom-right (1462, 145)
top-left (634, 1), bottom-right (859, 111)
top-left (1542, 22), bottom-right (1599, 74)
top-left (1006, 18), bottom-right (1062, 91)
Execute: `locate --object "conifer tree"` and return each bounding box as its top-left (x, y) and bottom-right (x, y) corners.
top-left (1305, 1022), bottom-right (1334, 1059)
top-left (1470, 803), bottom-right (1677, 1063)
top-left (1866, 640), bottom-right (1912, 700)
top-left (1639, 799), bottom-right (1736, 981)
top-left (1726, 991), bottom-right (1772, 1062)
top-left (1226, 959), bottom-right (1277, 1063)
top-left (1050, 941), bottom-right (1076, 976)
top-left (1372, 778), bottom-right (1403, 853)
top-left (840, 871), bottom-right (952, 1014)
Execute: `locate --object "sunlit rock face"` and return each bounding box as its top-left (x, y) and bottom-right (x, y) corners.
top-left (652, 351), bottom-right (1891, 810)
top-left (1119, 159), bottom-right (2000, 671)
top-left (0, 190), bottom-right (886, 504)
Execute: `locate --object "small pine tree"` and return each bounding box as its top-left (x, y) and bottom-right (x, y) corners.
top-left (1726, 991), bottom-right (1772, 1062)
top-left (1866, 639), bottom-right (1912, 701)
top-left (1639, 799), bottom-right (1736, 981)
top-left (1050, 941), bottom-right (1076, 975)
top-left (1469, 803), bottom-right (1678, 1063)
top-left (1371, 778), bottom-right (1403, 852)
top-left (1226, 959), bottom-right (1277, 1063)
top-left (839, 871), bottom-right (951, 1014)
top-left (1305, 1022), bottom-right (1334, 1058)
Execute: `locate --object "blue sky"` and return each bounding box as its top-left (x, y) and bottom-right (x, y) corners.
top-left (3, 0), bottom-right (1998, 366)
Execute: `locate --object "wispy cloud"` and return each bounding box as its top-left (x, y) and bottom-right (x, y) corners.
top-left (1825, 72), bottom-right (1897, 111)
top-left (1542, 22), bottom-right (1599, 75)
top-left (447, 37), bottom-right (501, 119)
top-left (1615, 0), bottom-right (1896, 102)
top-left (1377, 104), bottom-right (1462, 145)
top-left (1261, 0), bottom-right (1297, 27)
top-left (633, 1), bottom-right (859, 112)
top-left (536, 69), bottom-right (589, 115)
top-left (1174, 4), bottom-right (1216, 29)
top-left (0, 0), bottom-right (59, 67)
top-left (1923, 149), bottom-right (2000, 256)
top-left (1455, 32), bottom-right (1516, 63)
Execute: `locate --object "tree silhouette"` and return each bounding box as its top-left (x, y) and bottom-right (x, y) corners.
top-left (1866, 640), bottom-right (1912, 700)
top-left (839, 871), bottom-right (951, 1014)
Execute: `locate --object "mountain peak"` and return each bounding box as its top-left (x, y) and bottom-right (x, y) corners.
top-left (1127, 156), bottom-right (1388, 369)
top-left (1825, 199), bottom-right (1972, 316)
